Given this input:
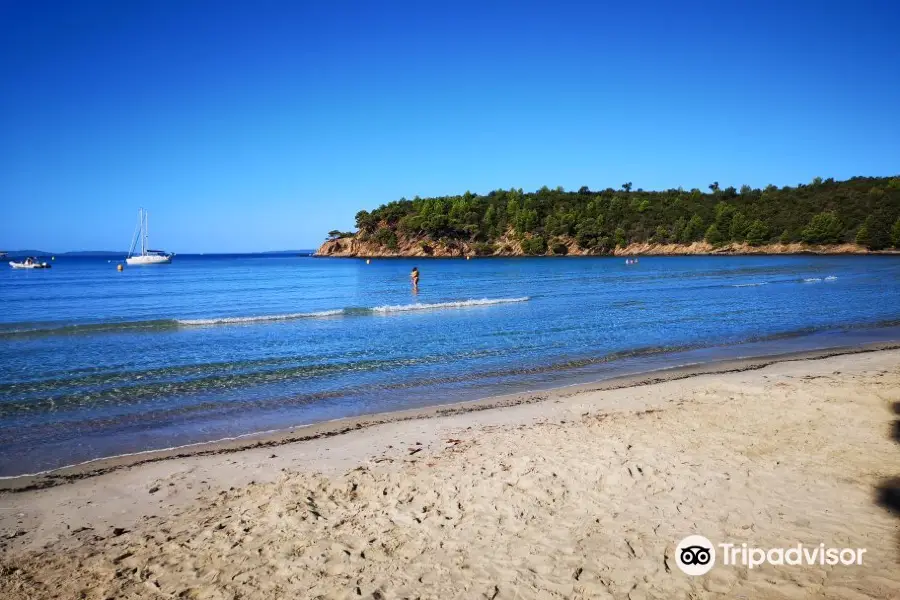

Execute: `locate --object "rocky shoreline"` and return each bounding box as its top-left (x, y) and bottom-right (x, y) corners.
top-left (315, 235), bottom-right (893, 258)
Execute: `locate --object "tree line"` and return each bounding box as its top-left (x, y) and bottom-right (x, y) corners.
top-left (331, 176), bottom-right (900, 254)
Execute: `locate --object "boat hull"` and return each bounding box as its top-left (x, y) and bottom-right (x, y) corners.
top-left (125, 255), bottom-right (172, 266)
top-left (9, 261), bottom-right (51, 269)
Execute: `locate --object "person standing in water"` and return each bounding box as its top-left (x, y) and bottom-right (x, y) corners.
top-left (410, 266), bottom-right (420, 290)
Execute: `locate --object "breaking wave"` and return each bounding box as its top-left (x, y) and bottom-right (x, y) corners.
top-left (371, 297), bottom-right (530, 313)
top-left (178, 310), bottom-right (344, 326)
top-left (1, 298), bottom-right (531, 339)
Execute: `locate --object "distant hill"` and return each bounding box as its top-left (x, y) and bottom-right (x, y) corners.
top-left (3, 250), bottom-right (316, 257)
top-left (3, 250), bottom-right (124, 257)
top-left (3, 250), bottom-right (52, 257)
top-left (318, 175), bottom-right (900, 257)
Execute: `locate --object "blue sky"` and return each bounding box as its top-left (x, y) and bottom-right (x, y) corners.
top-left (1, 0), bottom-right (898, 252)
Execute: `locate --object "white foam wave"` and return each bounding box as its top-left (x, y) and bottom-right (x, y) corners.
top-left (824, 275), bottom-right (837, 281)
top-left (176, 298), bottom-right (530, 326)
top-left (803, 278), bottom-right (822, 283)
top-left (178, 310), bottom-right (343, 326)
top-left (732, 282), bottom-right (768, 287)
top-left (372, 297), bottom-right (530, 313)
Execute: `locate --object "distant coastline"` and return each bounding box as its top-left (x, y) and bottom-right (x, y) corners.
top-left (317, 174), bottom-right (900, 258)
top-left (316, 238), bottom-right (900, 258)
top-left (3, 250), bottom-right (315, 258)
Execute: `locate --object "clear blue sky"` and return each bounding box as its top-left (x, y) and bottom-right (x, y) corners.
top-left (2, 0), bottom-right (898, 253)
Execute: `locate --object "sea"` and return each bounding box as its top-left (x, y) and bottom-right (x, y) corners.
top-left (2, 254), bottom-right (900, 477)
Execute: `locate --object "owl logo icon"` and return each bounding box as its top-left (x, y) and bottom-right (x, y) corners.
top-left (675, 535), bottom-right (716, 575)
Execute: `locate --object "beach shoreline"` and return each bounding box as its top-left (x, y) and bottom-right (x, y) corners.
top-left (6, 252), bottom-right (899, 486)
top-left (2, 344), bottom-right (899, 598)
top-left (2, 341), bottom-right (898, 493)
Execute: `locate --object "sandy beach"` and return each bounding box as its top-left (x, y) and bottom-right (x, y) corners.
top-left (1, 347), bottom-right (899, 599)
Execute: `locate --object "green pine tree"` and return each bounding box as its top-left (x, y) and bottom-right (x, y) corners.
top-left (862, 215), bottom-right (890, 250)
top-left (705, 224), bottom-right (725, 246)
top-left (855, 223), bottom-right (870, 247)
top-left (745, 220), bottom-right (769, 246)
top-left (801, 212), bottom-right (843, 244)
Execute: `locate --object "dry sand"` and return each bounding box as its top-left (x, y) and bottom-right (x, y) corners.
top-left (1, 348), bottom-right (899, 599)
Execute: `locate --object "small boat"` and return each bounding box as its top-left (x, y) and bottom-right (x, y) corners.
top-left (9, 256), bottom-right (51, 269)
top-left (126, 208), bottom-right (172, 266)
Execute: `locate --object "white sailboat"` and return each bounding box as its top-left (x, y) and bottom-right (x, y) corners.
top-left (126, 208), bottom-right (172, 265)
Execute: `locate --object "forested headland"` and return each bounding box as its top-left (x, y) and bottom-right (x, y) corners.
top-left (318, 176), bottom-right (900, 257)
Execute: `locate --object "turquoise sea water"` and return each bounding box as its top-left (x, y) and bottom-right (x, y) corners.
top-left (2, 254), bottom-right (900, 476)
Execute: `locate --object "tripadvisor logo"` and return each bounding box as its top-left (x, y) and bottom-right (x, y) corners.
top-left (675, 535), bottom-right (867, 575)
top-left (675, 535), bottom-right (715, 575)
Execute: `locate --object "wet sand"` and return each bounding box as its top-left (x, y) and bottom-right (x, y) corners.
top-left (1, 346), bottom-right (899, 599)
